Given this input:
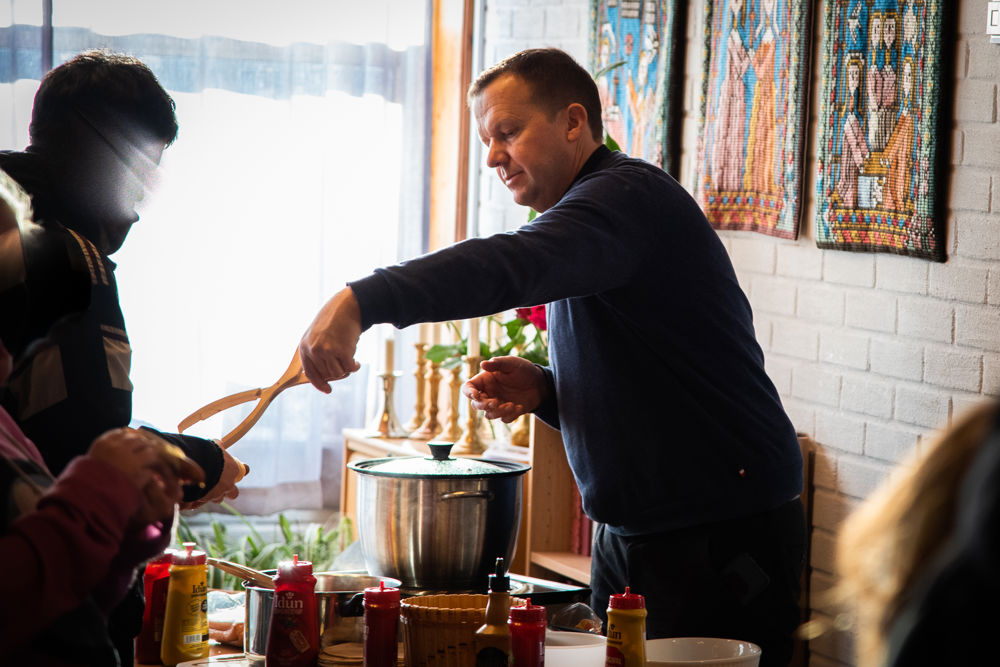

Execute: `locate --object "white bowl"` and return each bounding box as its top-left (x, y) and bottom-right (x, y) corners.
top-left (645, 637), bottom-right (762, 666)
top-left (544, 630), bottom-right (606, 667)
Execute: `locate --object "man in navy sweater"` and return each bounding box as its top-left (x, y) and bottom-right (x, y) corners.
top-left (300, 48), bottom-right (804, 666)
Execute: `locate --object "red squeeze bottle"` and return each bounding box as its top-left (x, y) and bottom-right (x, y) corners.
top-left (363, 580), bottom-right (401, 667)
top-left (135, 548), bottom-right (175, 664)
top-left (509, 597), bottom-right (546, 667)
top-left (265, 554), bottom-right (319, 667)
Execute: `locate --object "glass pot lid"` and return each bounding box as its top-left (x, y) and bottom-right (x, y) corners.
top-left (351, 442), bottom-right (529, 478)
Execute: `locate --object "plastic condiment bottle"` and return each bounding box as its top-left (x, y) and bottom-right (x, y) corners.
top-left (363, 580), bottom-right (401, 667)
top-left (509, 597), bottom-right (546, 667)
top-left (604, 587), bottom-right (646, 667)
top-left (135, 548), bottom-right (175, 665)
top-left (266, 554), bottom-right (319, 667)
top-left (475, 557), bottom-right (513, 666)
top-left (160, 542), bottom-right (209, 667)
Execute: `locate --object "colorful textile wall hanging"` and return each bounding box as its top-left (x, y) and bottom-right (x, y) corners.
top-left (815, 0), bottom-right (948, 261)
top-left (695, 0), bottom-right (812, 240)
top-left (588, 0), bottom-right (686, 176)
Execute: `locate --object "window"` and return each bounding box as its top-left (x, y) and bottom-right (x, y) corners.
top-left (0, 0), bottom-right (431, 513)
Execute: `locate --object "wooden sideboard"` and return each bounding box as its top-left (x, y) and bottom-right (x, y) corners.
top-left (341, 418), bottom-right (590, 584)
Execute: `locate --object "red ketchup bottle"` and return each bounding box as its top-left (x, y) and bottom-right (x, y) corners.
top-left (363, 580), bottom-right (401, 667)
top-left (135, 548), bottom-right (175, 665)
top-left (265, 554), bottom-right (318, 667)
top-left (509, 598), bottom-right (546, 667)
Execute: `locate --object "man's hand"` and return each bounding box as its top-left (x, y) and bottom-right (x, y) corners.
top-left (181, 447), bottom-right (246, 510)
top-left (462, 355), bottom-right (548, 423)
top-left (299, 287), bottom-right (363, 393)
top-left (88, 428), bottom-right (204, 524)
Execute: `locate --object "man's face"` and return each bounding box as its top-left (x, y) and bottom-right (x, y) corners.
top-left (87, 135), bottom-right (164, 255)
top-left (63, 112), bottom-right (165, 255)
top-left (473, 73), bottom-right (576, 213)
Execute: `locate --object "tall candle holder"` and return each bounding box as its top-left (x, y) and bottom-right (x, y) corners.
top-left (441, 364), bottom-right (465, 442)
top-left (403, 343), bottom-right (429, 434)
top-left (409, 360), bottom-right (442, 441)
top-left (454, 354), bottom-right (485, 455)
top-left (366, 371), bottom-right (408, 438)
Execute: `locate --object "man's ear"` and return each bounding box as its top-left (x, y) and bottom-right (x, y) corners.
top-left (565, 103), bottom-right (589, 141)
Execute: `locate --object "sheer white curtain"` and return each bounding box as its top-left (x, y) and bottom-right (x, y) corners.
top-left (1, 0), bottom-right (430, 513)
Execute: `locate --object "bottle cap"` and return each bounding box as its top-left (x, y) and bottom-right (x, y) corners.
top-left (608, 586), bottom-right (645, 610)
top-left (149, 548), bottom-right (176, 566)
top-left (364, 580), bottom-right (401, 604)
top-left (487, 557), bottom-right (510, 593)
top-left (276, 554), bottom-right (314, 580)
top-left (509, 598), bottom-right (546, 622)
top-left (171, 542), bottom-right (206, 566)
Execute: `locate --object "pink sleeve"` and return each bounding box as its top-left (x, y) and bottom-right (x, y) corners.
top-left (0, 456), bottom-right (143, 648)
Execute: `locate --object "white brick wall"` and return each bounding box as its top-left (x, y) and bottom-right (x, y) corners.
top-left (477, 2), bottom-right (1000, 665)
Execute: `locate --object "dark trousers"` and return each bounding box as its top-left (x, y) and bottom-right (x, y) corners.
top-left (590, 498), bottom-right (806, 667)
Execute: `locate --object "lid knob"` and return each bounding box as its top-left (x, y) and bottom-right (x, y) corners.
top-left (427, 442), bottom-right (454, 461)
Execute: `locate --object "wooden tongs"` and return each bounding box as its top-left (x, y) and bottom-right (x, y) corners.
top-left (177, 351), bottom-right (309, 449)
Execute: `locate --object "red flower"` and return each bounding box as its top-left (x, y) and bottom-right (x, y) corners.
top-left (516, 305), bottom-right (547, 331)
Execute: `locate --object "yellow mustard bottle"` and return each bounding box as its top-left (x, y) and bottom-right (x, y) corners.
top-left (604, 587), bottom-right (646, 667)
top-left (160, 542), bottom-right (209, 666)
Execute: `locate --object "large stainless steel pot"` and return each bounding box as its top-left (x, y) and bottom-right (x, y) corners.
top-left (349, 442), bottom-right (530, 591)
top-left (243, 571), bottom-right (401, 665)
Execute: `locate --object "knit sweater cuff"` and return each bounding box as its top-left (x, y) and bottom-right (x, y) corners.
top-left (348, 272), bottom-right (395, 331)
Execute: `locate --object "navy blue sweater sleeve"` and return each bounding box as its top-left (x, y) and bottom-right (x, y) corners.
top-left (349, 158), bottom-right (658, 331)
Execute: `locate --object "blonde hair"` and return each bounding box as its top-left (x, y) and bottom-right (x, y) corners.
top-left (832, 400), bottom-right (998, 667)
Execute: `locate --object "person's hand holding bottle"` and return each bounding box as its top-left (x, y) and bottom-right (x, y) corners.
top-left (87, 428), bottom-right (204, 524)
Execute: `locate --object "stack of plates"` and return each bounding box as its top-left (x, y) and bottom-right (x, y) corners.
top-left (317, 642), bottom-right (404, 667)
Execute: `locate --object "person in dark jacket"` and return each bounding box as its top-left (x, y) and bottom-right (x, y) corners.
top-left (0, 163), bottom-right (204, 665)
top-left (298, 48), bottom-right (805, 666)
top-left (0, 50), bottom-right (245, 665)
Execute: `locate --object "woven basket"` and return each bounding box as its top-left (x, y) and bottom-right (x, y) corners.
top-left (400, 593), bottom-right (526, 667)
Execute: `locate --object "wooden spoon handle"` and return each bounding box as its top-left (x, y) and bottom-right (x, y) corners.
top-left (177, 388), bottom-right (263, 433)
top-left (206, 557), bottom-right (274, 589)
top-left (217, 352), bottom-right (308, 449)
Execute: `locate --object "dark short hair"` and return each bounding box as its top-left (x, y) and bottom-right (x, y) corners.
top-left (467, 48), bottom-right (603, 142)
top-left (29, 49), bottom-right (178, 149)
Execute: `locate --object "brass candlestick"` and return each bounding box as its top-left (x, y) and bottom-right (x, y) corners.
top-left (454, 355), bottom-right (485, 455)
top-left (403, 343), bottom-right (429, 434)
top-left (366, 371), bottom-right (408, 438)
top-left (509, 414), bottom-right (532, 448)
top-left (441, 364), bottom-right (464, 442)
top-left (409, 359), bottom-right (442, 441)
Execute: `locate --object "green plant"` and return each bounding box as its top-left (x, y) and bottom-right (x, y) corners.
top-left (177, 503), bottom-right (354, 590)
top-left (425, 307), bottom-right (548, 370)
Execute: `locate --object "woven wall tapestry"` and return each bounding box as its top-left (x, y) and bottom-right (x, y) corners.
top-left (695, 0), bottom-right (812, 240)
top-left (815, 0), bottom-right (948, 261)
top-left (588, 0), bottom-right (686, 176)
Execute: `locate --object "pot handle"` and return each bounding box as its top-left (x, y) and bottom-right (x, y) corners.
top-left (440, 490), bottom-right (494, 501)
top-left (343, 592), bottom-right (366, 617)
